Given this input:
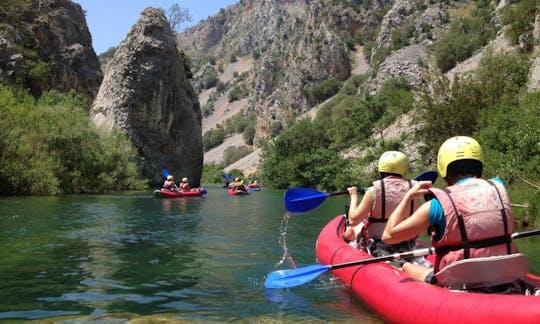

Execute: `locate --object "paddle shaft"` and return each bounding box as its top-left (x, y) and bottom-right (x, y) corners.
top-left (331, 230), bottom-right (540, 270)
top-left (331, 247), bottom-right (435, 269)
top-left (512, 229), bottom-right (540, 239)
top-left (328, 187), bottom-right (365, 197)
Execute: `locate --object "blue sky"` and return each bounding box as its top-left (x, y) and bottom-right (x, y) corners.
top-left (75, 1), bottom-right (239, 54)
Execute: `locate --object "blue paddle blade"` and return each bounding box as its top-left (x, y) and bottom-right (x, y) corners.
top-left (415, 170), bottom-right (438, 182)
top-left (162, 170), bottom-right (170, 178)
top-left (283, 188), bottom-right (330, 213)
top-left (222, 174), bottom-right (234, 181)
top-left (199, 188), bottom-right (207, 195)
top-left (265, 264), bottom-right (331, 289)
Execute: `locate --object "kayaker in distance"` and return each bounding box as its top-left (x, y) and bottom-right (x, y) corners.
top-left (232, 178), bottom-right (247, 191)
top-left (162, 175), bottom-right (179, 192)
top-left (382, 136), bottom-right (523, 287)
top-left (180, 177), bottom-right (191, 192)
top-left (344, 151), bottom-right (422, 258)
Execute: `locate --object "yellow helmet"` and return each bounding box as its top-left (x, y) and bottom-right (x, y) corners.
top-left (181, 177), bottom-right (188, 183)
top-left (378, 151), bottom-right (408, 177)
top-left (437, 136), bottom-right (483, 178)
top-left (167, 175), bottom-right (174, 181)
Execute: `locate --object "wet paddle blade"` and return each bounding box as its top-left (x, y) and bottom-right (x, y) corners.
top-left (162, 170), bottom-right (170, 178)
top-left (283, 188), bottom-right (330, 213)
top-left (265, 264), bottom-right (331, 289)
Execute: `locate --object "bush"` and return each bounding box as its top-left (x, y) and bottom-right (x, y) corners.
top-left (223, 145), bottom-right (253, 165)
top-left (260, 119), bottom-right (348, 190)
top-left (228, 84), bottom-right (249, 102)
top-left (417, 51), bottom-right (531, 164)
top-left (198, 65), bottom-right (218, 89)
top-left (0, 86), bottom-right (147, 195)
top-left (202, 127), bottom-right (226, 151)
top-left (243, 124), bottom-right (256, 145)
top-left (433, 8), bottom-right (496, 72)
top-left (500, 0), bottom-right (536, 48)
top-left (304, 78), bottom-right (341, 104)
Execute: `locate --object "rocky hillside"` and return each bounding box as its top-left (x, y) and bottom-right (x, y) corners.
top-left (177, 0), bottom-right (539, 176)
top-left (0, 0), bottom-right (102, 108)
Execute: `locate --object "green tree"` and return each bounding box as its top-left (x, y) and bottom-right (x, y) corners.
top-left (202, 127), bottom-right (226, 151)
top-left (500, 0), bottom-right (536, 49)
top-left (260, 119), bottom-right (348, 190)
top-left (0, 86), bottom-right (147, 195)
top-left (433, 5), bottom-right (496, 73)
top-left (417, 52), bottom-right (529, 160)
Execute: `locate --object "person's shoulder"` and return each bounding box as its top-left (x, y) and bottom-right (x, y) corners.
top-left (488, 177), bottom-right (506, 188)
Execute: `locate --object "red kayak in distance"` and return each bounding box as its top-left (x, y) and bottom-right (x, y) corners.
top-left (154, 188), bottom-right (207, 198)
top-left (228, 188), bottom-right (249, 196)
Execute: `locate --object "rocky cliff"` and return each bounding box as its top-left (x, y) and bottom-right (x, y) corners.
top-left (179, 0), bottom-right (539, 176)
top-left (178, 0), bottom-right (390, 144)
top-left (0, 0), bottom-right (102, 107)
top-left (91, 7), bottom-right (203, 186)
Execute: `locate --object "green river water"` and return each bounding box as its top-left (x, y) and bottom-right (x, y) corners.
top-left (1, 184), bottom-right (539, 323)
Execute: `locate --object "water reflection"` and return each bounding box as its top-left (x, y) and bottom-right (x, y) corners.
top-left (1, 189), bottom-right (537, 322)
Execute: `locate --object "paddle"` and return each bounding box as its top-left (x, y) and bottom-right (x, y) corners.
top-left (265, 228), bottom-right (540, 289)
top-left (283, 170), bottom-right (438, 213)
top-left (222, 174), bottom-right (234, 181)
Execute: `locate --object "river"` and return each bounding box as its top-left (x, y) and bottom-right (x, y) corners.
top-left (1, 185), bottom-right (538, 322)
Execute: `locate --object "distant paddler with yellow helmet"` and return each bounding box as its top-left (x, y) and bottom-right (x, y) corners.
top-left (382, 136), bottom-right (523, 287)
top-left (162, 174), bottom-right (179, 192)
top-left (344, 151), bottom-right (422, 257)
top-left (179, 177), bottom-right (191, 192)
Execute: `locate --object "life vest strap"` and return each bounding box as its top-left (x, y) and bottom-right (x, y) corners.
top-left (435, 234), bottom-right (512, 255)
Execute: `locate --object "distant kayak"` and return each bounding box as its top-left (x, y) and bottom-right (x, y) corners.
top-left (154, 188), bottom-right (207, 198)
top-left (247, 185), bottom-right (261, 191)
top-left (228, 188), bottom-right (249, 196)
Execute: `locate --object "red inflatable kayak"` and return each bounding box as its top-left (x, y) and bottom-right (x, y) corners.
top-left (315, 215), bottom-right (540, 324)
top-left (228, 188), bottom-right (249, 195)
top-left (154, 188), bottom-right (207, 198)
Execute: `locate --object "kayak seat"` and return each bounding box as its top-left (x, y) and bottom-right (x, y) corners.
top-left (435, 253), bottom-right (530, 289)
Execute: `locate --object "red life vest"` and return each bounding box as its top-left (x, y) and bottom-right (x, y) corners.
top-left (429, 178), bottom-right (518, 273)
top-left (364, 176), bottom-right (420, 239)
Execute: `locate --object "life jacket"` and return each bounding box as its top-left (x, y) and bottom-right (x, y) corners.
top-left (163, 180), bottom-right (175, 190)
top-left (364, 176), bottom-right (419, 239)
top-left (180, 182), bottom-right (190, 191)
top-left (429, 178), bottom-right (518, 273)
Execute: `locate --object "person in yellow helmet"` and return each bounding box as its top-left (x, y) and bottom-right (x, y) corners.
top-left (179, 177), bottom-right (191, 192)
top-left (163, 175), bottom-right (179, 191)
top-left (344, 151), bottom-right (422, 258)
top-left (231, 177), bottom-right (246, 192)
top-left (382, 136), bottom-right (522, 287)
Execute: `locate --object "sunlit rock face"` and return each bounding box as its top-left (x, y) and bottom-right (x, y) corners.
top-left (91, 7), bottom-right (203, 186)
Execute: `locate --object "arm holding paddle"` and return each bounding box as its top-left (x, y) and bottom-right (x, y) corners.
top-left (343, 186), bottom-right (373, 241)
